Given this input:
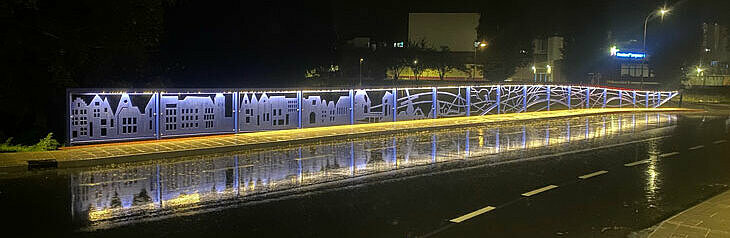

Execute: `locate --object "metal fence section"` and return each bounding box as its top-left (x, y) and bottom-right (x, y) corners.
top-left (66, 85), bottom-right (679, 144)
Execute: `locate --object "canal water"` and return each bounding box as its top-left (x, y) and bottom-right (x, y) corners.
top-left (1, 112), bottom-right (728, 237)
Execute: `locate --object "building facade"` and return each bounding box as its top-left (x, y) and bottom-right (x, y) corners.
top-left (510, 36), bottom-right (565, 82)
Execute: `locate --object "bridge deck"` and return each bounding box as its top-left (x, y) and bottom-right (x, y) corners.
top-left (0, 108), bottom-right (698, 172)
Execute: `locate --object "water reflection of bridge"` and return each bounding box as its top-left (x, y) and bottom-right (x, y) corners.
top-left (71, 112), bottom-right (677, 226)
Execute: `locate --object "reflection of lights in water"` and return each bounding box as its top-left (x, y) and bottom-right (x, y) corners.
top-left (522, 126), bottom-right (526, 149)
top-left (88, 203), bottom-right (156, 222)
top-left (74, 113), bottom-right (678, 225)
top-left (165, 193), bottom-right (201, 207)
top-left (478, 128), bottom-right (484, 147)
top-left (632, 114), bottom-right (636, 132)
top-left (88, 208), bottom-right (113, 221)
top-left (645, 140), bottom-right (661, 204)
top-left (544, 123), bottom-right (550, 146)
top-left (494, 128), bottom-right (500, 153)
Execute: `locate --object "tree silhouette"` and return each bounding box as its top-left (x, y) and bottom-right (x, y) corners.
top-left (426, 47), bottom-right (468, 80)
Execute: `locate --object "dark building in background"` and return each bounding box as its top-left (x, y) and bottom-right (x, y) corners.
top-left (396, 13), bottom-right (482, 80)
top-left (593, 35), bottom-right (656, 88)
top-left (510, 36), bottom-right (565, 83)
top-left (684, 22), bottom-right (730, 87)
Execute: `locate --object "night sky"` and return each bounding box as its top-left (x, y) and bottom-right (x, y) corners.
top-left (0, 0), bottom-right (728, 143)
top-left (155, 0), bottom-right (728, 86)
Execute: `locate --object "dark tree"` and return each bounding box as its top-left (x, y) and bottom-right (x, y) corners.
top-left (426, 47), bottom-right (467, 80)
top-left (477, 11), bottom-right (532, 81)
top-left (0, 0), bottom-right (171, 144)
top-left (377, 46), bottom-right (410, 80)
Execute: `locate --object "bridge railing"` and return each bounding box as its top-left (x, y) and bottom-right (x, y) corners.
top-left (66, 85), bottom-right (678, 145)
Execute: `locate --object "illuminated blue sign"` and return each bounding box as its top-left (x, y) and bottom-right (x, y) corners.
top-left (615, 52), bottom-right (646, 59)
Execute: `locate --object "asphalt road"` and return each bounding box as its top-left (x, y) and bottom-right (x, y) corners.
top-left (1, 112), bottom-right (728, 237)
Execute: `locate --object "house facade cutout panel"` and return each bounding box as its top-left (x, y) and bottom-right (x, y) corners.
top-left (159, 93), bottom-right (234, 137)
top-left (301, 91), bottom-right (351, 128)
top-left (239, 92), bottom-right (299, 131)
top-left (354, 89), bottom-right (395, 124)
top-left (69, 93), bottom-right (157, 143)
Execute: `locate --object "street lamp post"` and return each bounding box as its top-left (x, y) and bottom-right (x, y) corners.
top-left (641, 7), bottom-right (669, 89)
top-left (696, 67), bottom-right (705, 86)
top-left (473, 41), bottom-right (487, 80)
top-left (546, 65), bottom-right (552, 82)
top-left (642, 8), bottom-right (669, 51)
top-left (532, 65), bottom-right (537, 82)
top-left (413, 59), bottom-right (418, 80)
top-left (359, 58), bottom-right (364, 86)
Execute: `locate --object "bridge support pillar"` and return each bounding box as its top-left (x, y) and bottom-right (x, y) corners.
top-left (297, 91), bottom-right (302, 129)
top-left (233, 92), bottom-right (238, 133)
top-left (567, 86), bottom-right (572, 110)
top-left (496, 86), bottom-right (501, 114)
top-left (619, 90), bottom-right (623, 108)
top-left (546, 86), bottom-right (550, 111)
top-left (392, 88), bottom-right (397, 122)
top-left (632, 91), bottom-right (636, 108)
top-left (155, 92), bottom-right (160, 139)
top-left (432, 87), bottom-right (438, 118)
top-left (466, 86), bottom-right (471, 116)
top-left (349, 89), bottom-right (354, 125)
top-left (522, 85), bottom-right (527, 112)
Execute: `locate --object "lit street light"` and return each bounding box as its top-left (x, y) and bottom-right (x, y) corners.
top-left (641, 6), bottom-right (670, 89)
top-left (359, 58), bottom-right (364, 86)
top-left (413, 59), bottom-right (419, 80)
top-left (610, 46), bottom-right (619, 56)
top-left (696, 66), bottom-right (706, 86)
top-left (532, 65), bottom-right (537, 82)
top-left (643, 7), bottom-right (670, 51)
top-left (473, 41), bottom-right (487, 80)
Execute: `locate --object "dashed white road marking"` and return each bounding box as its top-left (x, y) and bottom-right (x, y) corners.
top-left (713, 140), bottom-right (727, 144)
top-left (688, 145), bottom-right (704, 150)
top-left (521, 185), bottom-right (558, 197)
top-left (624, 160), bottom-right (650, 167)
top-left (659, 152), bottom-right (680, 158)
top-left (578, 170), bottom-right (608, 179)
top-left (449, 206), bottom-right (496, 223)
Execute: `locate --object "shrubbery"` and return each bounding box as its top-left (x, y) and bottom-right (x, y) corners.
top-left (0, 133), bottom-right (60, 152)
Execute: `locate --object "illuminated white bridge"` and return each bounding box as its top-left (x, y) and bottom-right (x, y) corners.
top-left (66, 84), bottom-right (678, 144)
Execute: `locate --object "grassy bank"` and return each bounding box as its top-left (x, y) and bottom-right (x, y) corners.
top-left (679, 87), bottom-right (730, 104)
top-left (0, 133), bottom-right (60, 153)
